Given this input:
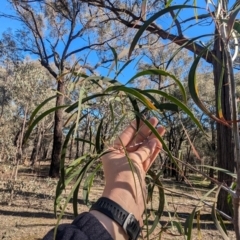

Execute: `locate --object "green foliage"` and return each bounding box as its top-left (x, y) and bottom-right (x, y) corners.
top-left (5, 0), bottom-right (240, 239)
top-left (23, 36), bottom-right (237, 238)
top-left (25, 55), bottom-right (204, 238)
top-left (128, 5), bottom-right (198, 58)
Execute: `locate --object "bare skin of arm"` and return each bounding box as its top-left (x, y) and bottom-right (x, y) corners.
top-left (90, 117), bottom-right (165, 239)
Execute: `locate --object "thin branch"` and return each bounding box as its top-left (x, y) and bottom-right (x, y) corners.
top-left (84, 0), bottom-right (213, 63)
top-left (65, 36), bottom-right (118, 59)
top-left (19, 4), bottom-right (48, 61)
top-left (169, 10), bottom-right (183, 37)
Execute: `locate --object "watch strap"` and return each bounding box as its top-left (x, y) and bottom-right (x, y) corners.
top-left (90, 197), bottom-right (140, 240)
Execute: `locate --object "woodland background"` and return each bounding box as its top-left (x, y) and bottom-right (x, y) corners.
top-left (0, 0), bottom-right (239, 239)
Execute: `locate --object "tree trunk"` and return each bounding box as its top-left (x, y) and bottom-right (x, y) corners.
top-left (213, 30), bottom-right (234, 216)
top-left (30, 130), bottom-right (39, 165)
top-left (15, 104), bottom-right (29, 165)
top-left (10, 104), bottom-right (28, 205)
top-left (49, 81), bottom-right (64, 178)
top-left (42, 139), bottom-right (52, 160)
top-left (31, 122), bottom-right (44, 166)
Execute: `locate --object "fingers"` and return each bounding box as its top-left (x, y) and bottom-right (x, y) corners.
top-left (143, 126), bottom-right (165, 172)
top-left (113, 117), bottom-right (157, 149)
top-left (113, 119), bottom-right (144, 148)
top-left (129, 138), bottom-right (157, 163)
top-left (143, 145), bottom-right (160, 172)
top-left (126, 117), bottom-right (158, 151)
top-left (144, 125), bottom-right (165, 153)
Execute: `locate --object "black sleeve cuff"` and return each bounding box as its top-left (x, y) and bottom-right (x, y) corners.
top-left (43, 212), bottom-right (113, 240)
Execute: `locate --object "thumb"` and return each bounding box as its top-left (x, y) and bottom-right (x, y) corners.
top-left (129, 139), bottom-right (157, 163)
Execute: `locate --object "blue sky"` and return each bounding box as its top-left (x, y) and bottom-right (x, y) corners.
top-left (0, 0), bottom-right (228, 84)
top-left (1, 0), bottom-right (21, 31)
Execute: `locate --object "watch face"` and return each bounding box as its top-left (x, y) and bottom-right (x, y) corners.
top-left (127, 215), bottom-right (133, 224)
top-left (126, 214), bottom-right (140, 240)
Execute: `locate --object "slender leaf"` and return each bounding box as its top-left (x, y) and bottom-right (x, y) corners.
top-left (65, 155), bottom-right (89, 177)
top-left (111, 114), bottom-right (126, 140)
top-left (200, 165), bottom-right (236, 178)
top-left (146, 170), bottom-right (165, 235)
top-left (198, 185), bottom-right (218, 205)
top-left (126, 69), bottom-right (187, 103)
top-left (114, 60), bottom-right (133, 80)
top-left (74, 87), bottom-right (85, 137)
top-left (128, 96), bottom-right (141, 130)
top-left (233, 20), bottom-right (240, 34)
top-left (165, 0), bottom-right (173, 7)
top-left (142, 89), bottom-right (204, 131)
top-left (28, 95), bottom-right (56, 125)
top-left (109, 102), bottom-right (114, 127)
top-left (85, 75), bottom-right (120, 86)
top-left (75, 138), bottom-right (95, 146)
top-left (60, 114), bottom-right (87, 186)
top-left (54, 155), bottom-right (88, 216)
top-left (107, 44), bottom-right (118, 75)
top-left (138, 116), bottom-right (179, 172)
top-left (129, 5), bottom-right (199, 58)
top-left (54, 166), bottom-right (88, 239)
top-left (172, 221), bottom-right (184, 235)
top-left (157, 103), bottom-right (178, 112)
top-left (137, 90), bottom-right (179, 112)
top-left (60, 123), bottom-right (76, 185)
top-left (106, 86), bottom-right (156, 110)
top-left (218, 212), bottom-right (229, 236)
top-left (211, 203), bottom-right (229, 240)
top-left (72, 156), bottom-right (96, 216)
top-left (95, 119), bottom-right (104, 154)
top-left (184, 207), bottom-right (196, 240)
top-left (196, 211), bottom-right (202, 239)
top-left (65, 93), bottom-right (108, 113)
top-left (166, 34), bottom-right (214, 69)
top-left (24, 105), bottom-right (68, 143)
top-left (83, 163), bottom-right (102, 205)
top-left (64, 112), bottom-right (77, 127)
top-left (188, 53), bottom-right (229, 126)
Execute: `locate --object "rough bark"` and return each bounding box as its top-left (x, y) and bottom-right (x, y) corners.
top-left (213, 32), bottom-right (234, 216)
top-left (49, 81), bottom-right (65, 178)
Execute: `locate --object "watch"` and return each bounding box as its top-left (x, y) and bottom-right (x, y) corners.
top-left (90, 197), bottom-right (141, 240)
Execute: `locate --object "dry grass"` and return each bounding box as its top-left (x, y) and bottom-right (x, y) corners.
top-left (0, 162), bottom-right (236, 240)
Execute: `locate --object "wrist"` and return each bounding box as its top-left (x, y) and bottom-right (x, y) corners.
top-left (90, 197), bottom-right (141, 240)
top-left (102, 181), bottom-right (145, 222)
top-left (90, 210), bottom-right (128, 240)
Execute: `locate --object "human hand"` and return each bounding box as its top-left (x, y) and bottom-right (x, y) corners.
top-left (101, 117), bottom-right (165, 223)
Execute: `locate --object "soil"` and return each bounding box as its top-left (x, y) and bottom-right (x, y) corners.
top-left (0, 162), bottom-right (236, 240)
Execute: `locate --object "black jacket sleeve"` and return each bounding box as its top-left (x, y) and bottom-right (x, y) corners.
top-left (43, 212), bottom-right (113, 240)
